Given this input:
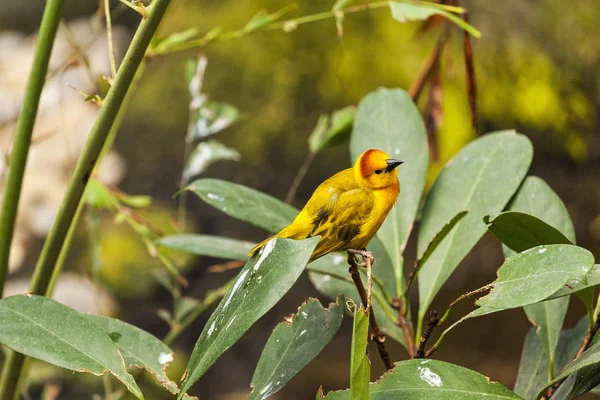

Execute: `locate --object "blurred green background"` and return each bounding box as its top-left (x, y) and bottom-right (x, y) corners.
top-left (1, 0), bottom-right (599, 398)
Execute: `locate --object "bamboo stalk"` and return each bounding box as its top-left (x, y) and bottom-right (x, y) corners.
top-left (0, 1), bottom-right (173, 398)
top-left (0, 0), bottom-right (65, 297)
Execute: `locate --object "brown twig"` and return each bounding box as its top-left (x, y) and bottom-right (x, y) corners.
top-left (462, 11), bottom-right (478, 133)
top-left (408, 31), bottom-right (449, 102)
top-left (347, 252), bottom-right (394, 370)
top-left (392, 297), bottom-right (416, 357)
top-left (415, 310), bottom-right (440, 358)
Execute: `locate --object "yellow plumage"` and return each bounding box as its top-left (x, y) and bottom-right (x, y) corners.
top-left (250, 149), bottom-right (402, 261)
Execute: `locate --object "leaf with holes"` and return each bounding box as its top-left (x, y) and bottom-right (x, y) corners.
top-left (249, 297), bottom-right (344, 400)
top-left (178, 237), bottom-right (319, 398)
top-left (350, 88), bottom-right (429, 298)
top-left (0, 295), bottom-right (143, 399)
top-left (87, 315), bottom-right (186, 397)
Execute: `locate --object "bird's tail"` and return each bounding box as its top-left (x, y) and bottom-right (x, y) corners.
top-left (248, 235), bottom-right (278, 258)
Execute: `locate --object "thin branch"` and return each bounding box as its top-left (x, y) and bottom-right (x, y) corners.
top-left (392, 297), bottom-right (416, 357)
top-left (347, 252), bottom-right (394, 370)
top-left (285, 151), bottom-right (316, 204)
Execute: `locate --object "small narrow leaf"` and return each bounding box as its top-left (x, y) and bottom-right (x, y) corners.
top-left (350, 305), bottom-right (370, 400)
top-left (0, 295), bottom-right (143, 399)
top-left (183, 140), bottom-right (241, 181)
top-left (87, 315), bottom-right (182, 396)
top-left (244, 5), bottom-right (297, 32)
top-left (308, 106), bottom-right (355, 153)
top-left (178, 237), bottom-right (319, 398)
top-left (389, 2), bottom-right (481, 38)
top-left (186, 179), bottom-right (298, 233)
top-left (351, 88), bottom-right (429, 297)
top-left (157, 234), bottom-right (255, 260)
top-left (417, 131), bottom-right (532, 324)
top-left (249, 297), bottom-right (344, 400)
top-left (322, 360), bottom-right (522, 399)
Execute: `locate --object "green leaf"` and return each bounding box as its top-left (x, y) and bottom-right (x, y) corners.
top-left (441, 244), bottom-right (594, 341)
top-left (183, 140), bottom-right (241, 181)
top-left (151, 27), bottom-right (198, 52)
top-left (498, 175), bottom-right (577, 373)
top-left (547, 264), bottom-right (600, 299)
top-left (186, 179), bottom-right (298, 233)
top-left (85, 179), bottom-right (114, 210)
top-left (417, 131), bottom-right (532, 324)
top-left (0, 295), bottom-right (143, 399)
top-left (116, 193), bottom-right (152, 208)
top-left (486, 212), bottom-right (573, 254)
top-left (321, 359), bottom-right (522, 399)
top-left (308, 106), bottom-right (355, 153)
top-left (514, 319), bottom-right (587, 400)
top-left (350, 88), bottom-right (429, 297)
top-left (87, 314), bottom-right (183, 397)
top-left (249, 297), bottom-right (344, 400)
top-left (388, 2), bottom-right (481, 38)
top-left (178, 237), bottom-right (319, 398)
top-left (350, 305), bottom-right (370, 400)
top-left (475, 244), bottom-right (593, 311)
top-left (307, 238), bottom-right (407, 347)
top-left (157, 234), bottom-right (255, 260)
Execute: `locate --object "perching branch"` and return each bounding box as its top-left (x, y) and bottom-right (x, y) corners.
top-left (347, 251), bottom-right (394, 370)
top-left (392, 297), bottom-right (416, 357)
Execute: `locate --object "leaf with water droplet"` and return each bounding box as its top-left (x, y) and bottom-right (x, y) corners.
top-left (319, 360), bottom-right (521, 399)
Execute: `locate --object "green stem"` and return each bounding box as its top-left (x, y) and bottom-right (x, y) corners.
top-left (0, 1), bottom-right (172, 398)
top-left (0, 0), bottom-right (65, 297)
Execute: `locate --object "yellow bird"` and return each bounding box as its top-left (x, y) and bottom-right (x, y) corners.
top-left (250, 149), bottom-right (402, 261)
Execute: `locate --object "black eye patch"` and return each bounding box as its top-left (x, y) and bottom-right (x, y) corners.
top-left (374, 169), bottom-right (383, 175)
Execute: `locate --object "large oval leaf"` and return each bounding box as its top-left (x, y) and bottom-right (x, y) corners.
top-left (496, 176), bottom-right (577, 378)
top-left (417, 131), bottom-right (532, 325)
top-left (0, 295), bottom-right (143, 399)
top-left (351, 88), bottom-right (429, 297)
top-left (178, 237), bottom-right (319, 398)
top-left (157, 234), bottom-right (254, 260)
top-left (249, 297), bottom-right (344, 400)
top-left (186, 179), bottom-right (298, 232)
top-left (87, 314), bottom-right (182, 396)
top-left (320, 359), bottom-right (522, 399)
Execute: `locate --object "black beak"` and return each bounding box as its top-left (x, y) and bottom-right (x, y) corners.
top-left (385, 158), bottom-right (404, 172)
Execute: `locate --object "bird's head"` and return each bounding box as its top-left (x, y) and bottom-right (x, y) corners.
top-left (354, 149), bottom-right (403, 190)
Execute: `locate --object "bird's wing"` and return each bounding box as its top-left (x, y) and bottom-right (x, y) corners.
top-left (307, 186), bottom-right (375, 259)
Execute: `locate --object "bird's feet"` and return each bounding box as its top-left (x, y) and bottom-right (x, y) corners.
top-left (347, 248), bottom-right (374, 267)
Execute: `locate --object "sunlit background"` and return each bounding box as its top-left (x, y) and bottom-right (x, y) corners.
top-left (1, 0), bottom-right (599, 398)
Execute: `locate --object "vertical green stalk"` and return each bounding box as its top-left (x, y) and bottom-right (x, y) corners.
top-left (0, 1), bottom-right (173, 398)
top-left (0, 0), bottom-right (65, 297)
